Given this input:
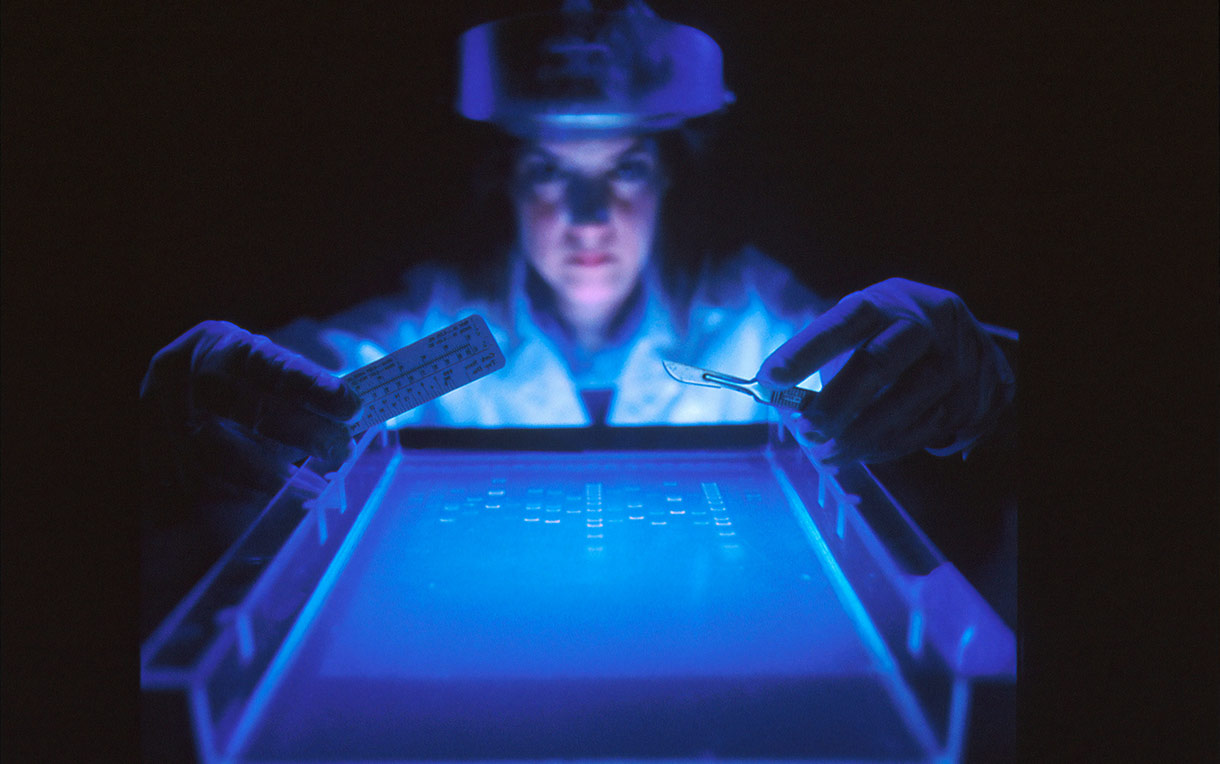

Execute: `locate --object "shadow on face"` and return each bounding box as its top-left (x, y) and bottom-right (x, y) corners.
top-left (512, 136), bottom-right (667, 320)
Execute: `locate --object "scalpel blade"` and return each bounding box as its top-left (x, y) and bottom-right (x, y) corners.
top-left (661, 360), bottom-right (733, 388)
top-left (662, 359), bottom-right (815, 411)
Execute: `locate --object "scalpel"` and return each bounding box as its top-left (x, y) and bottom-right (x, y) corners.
top-left (662, 360), bottom-right (815, 411)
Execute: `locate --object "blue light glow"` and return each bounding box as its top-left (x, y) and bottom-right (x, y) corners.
top-left (537, 113), bottom-right (639, 128)
top-left (225, 449), bottom-right (404, 761)
top-left (907, 608), bottom-right (925, 655)
top-left (316, 451), bottom-right (868, 679)
top-left (235, 448), bottom-right (933, 760)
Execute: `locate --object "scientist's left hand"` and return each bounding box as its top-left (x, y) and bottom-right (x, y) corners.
top-left (757, 278), bottom-right (1014, 464)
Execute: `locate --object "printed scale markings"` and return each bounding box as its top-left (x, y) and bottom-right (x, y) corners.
top-left (343, 315), bottom-right (506, 434)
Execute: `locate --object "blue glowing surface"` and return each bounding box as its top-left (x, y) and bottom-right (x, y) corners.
top-left (243, 449), bottom-right (923, 761)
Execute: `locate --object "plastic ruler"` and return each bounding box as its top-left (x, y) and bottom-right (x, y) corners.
top-left (343, 315), bottom-right (505, 434)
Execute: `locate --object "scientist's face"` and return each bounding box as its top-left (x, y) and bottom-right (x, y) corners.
top-left (512, 136), bottom-right (665, 314)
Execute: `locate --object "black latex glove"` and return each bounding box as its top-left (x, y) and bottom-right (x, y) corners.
top-left (758, 278), bottom-right (1014, 464)
top-left (140, 321), bottom-right (363, 499)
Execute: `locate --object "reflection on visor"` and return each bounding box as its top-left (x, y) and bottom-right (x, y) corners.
top-left (457, 3), bottom-right (734, 138)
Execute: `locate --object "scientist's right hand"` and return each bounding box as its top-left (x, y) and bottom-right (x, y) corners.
top-left (140, 321), bottom-right (363, 499)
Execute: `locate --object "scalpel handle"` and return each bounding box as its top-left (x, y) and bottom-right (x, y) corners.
top-left (769, 386), bottom-right (815, 411)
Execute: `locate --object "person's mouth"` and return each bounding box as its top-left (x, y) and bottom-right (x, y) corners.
top-left (566, 251), bottom-right (615, 267)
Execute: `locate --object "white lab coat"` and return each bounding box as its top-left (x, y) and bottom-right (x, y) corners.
top-left (274, 247), bottom-right (833, 427)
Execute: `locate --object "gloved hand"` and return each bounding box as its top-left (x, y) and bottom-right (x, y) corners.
top-left (758, 278), bottom-right (1014, 464)
top-left (140, 321), bottom-right (363, 500)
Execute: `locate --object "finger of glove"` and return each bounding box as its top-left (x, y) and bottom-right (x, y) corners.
top-left (802, 319), bottom-right (932, 438)
top-left (787, 415), bottom-right (828, 447)
top-left (831, 399), bottom-right (953, 465)
top-left (273, 353), bottom-right (362, 423)
top-left (192, 374), bottom-right (354, 462)
top-left (141, 323), bottom-right (226, 436)
top-left (829, 356), bottom-right (956, 461)
top-left (757, 292), bottom-right (888, 387)
top-left (312, 438), bottom-right (357, 475)
top-left (204, 331), bottom-right (362, 423)
top-left (192, 417), bottom-right (301, 494)
top-left (787, 419), bottom-right (850, 465)
top-left (248, 395), bottom-right (354, 463)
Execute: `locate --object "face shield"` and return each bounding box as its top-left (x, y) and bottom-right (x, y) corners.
top-left (456, 0), bottom-right (734, 140)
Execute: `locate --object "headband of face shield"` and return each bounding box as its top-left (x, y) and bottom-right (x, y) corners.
top-left (456, 0), bottom-right (734, 139)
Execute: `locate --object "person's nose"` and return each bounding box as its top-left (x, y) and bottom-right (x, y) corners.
top-left (564, 175), bottom-right (611, 226)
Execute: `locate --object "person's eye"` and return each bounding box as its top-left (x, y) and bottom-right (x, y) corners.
top-left (612, 156), bottom-right (654, 183)
top-left (520, 159), bottom-right (563, 186)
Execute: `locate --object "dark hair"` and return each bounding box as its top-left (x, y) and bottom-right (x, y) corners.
top-left (652, 112), bottom-right (744, 304)
top-left (446, 113), bottom-right (741, 305)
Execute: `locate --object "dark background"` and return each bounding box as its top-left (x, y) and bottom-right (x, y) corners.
top-left (8, 0), bottom-right (1045, 357)
top-left (3, 0), bottom-right (1217, 760)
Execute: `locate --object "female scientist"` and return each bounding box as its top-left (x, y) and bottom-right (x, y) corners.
top-left (140, 1), bottom-right (1014, 502)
